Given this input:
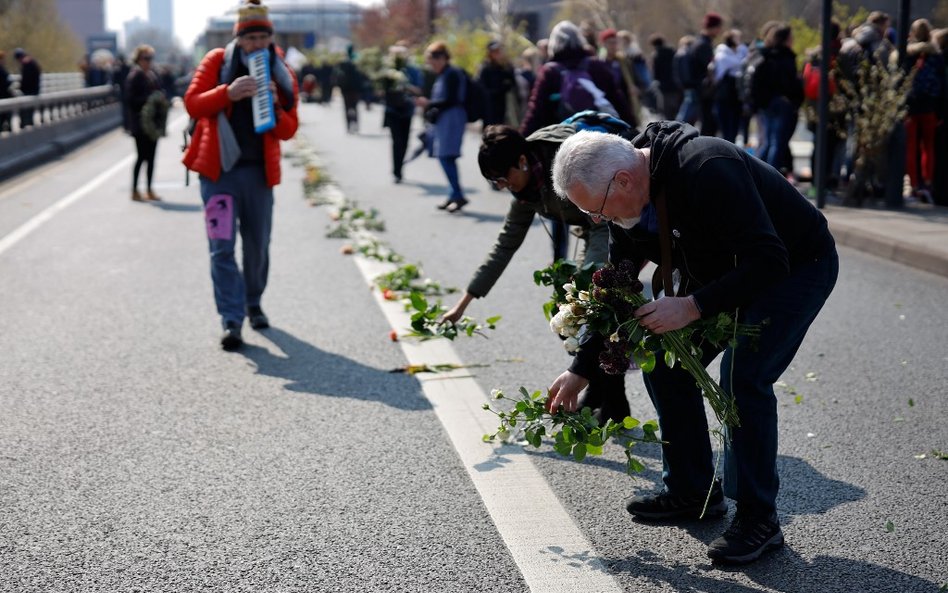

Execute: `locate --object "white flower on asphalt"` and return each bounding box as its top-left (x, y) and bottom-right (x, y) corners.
top-left (564, 337), bottom-right (580, 353)
top-left (490, 389), bottom-right (503, 399)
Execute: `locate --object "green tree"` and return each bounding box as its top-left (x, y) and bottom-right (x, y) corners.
top-left (0, 0), bottom-right (83, 72)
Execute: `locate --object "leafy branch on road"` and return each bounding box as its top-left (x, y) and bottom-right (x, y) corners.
top-left (483, 387), bottom-right (661, 475)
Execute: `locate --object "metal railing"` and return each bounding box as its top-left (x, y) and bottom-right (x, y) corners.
top-left (0, 85), bottom-right (118, 134)
top-left (8, 72), bottom-right (86, 94)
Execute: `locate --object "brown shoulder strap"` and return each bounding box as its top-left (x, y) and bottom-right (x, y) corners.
top-left (655, 189), bottom-right (676, 297)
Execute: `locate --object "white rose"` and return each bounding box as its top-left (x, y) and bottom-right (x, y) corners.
top-left (564, 337), bottom-right (580, 353)
top-left (578, 290), bottom-right (590, 302)
top-left (563, 283), bottom-right (576, 294)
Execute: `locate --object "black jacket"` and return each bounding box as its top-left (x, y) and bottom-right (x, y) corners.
top-left (570, 121), bottom-right (834, 378)
top-left (760, 45), bottom-right (803, 108)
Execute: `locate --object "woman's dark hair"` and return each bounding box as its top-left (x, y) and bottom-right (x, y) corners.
top-left (478, 125), bottom-right (527, 180)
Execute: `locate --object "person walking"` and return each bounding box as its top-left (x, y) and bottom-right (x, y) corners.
top-left (415, 41), bottom-right (468, 213)
top-left (758, 23), bottom-right (803, 177)
top-left (547, 121), bottom-right (838, 565)
top-left (182, 0), bottom-right (299, 350)
top-left (125, 45), bottom-right (167, 202)
top-left (676, 13), bottom-right (722, 136)
top-left (476, 40), bottom-right (518, 127)
top-left (649, 34), bottom-right (681, 120)
top-left (380, 44), bottom-right (422, 184)
top-left (13, 48), bottom-right (41, 128)
top-left (712, 30), bottom-right (748, 143)
top-left (336, 45), bottom-right (363, 133)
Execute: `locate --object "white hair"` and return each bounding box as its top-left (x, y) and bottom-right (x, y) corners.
top-left (548, 20), bottom-right (586, 57)
top-left (552, 131), bottom-right (638, 200)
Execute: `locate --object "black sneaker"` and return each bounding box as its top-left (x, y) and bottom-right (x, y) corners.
top-left (247, 306), bottom-right (269, 330)
top-left (626, 480), bottom-right (727, 520)
top-left (220, 321), bottom-right (243, 351)
top-left (707, 512), bottom-right (784, 565)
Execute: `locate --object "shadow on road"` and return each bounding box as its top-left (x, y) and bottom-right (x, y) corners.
top-left (238, 326), bottom-right (431, 412)
top-left (584, 546), bottom-right (941, 593)
top-left (150, 201), bottom-right (202, 213)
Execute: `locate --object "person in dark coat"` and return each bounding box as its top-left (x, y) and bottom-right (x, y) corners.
top-left (125, 44), bottom-right (165, 202)
top-left (758, 23), bottom-right (803, 175)
top-left (415, 41), bottom-right (469, 212)
top-left (0, 51), bottom-right (12, 132)
top-left (547, 121), bottom-right (838, 566)
top-left (335, 45), bottom-right (364, 132)
top-left (380, 45), bottom-right (422, 183)
top-left (649, 34), bottom-right (681, 120)
top-left (14, 48), bottom-right (41, 128)
top-left (676, 13), bottom-right (722, 136)
top-left (476, 40), bottom-right (518, 126)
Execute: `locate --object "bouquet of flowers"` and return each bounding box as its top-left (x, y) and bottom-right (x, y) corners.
top-left (544, 259), bottom-right (762, 430)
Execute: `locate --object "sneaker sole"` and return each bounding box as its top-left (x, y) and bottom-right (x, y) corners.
top-left (708, 531), bottom-right (785, 565)
top-left (628, 499), bottom-right (728, 521)
top-left (221, 336), bottom-right (243, 351)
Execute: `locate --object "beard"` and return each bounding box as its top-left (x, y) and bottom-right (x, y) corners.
top-left (611, 216), bottom-right (641, 229)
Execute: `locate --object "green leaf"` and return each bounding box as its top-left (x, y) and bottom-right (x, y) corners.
top-left (531, 432), bottom-right (542, 448)
top-left (515, 401), bottom-right (528, 413)
top-left (553, 441), bottom-right (572, 456)
top-left (633, 347), bottom-right (656, 373)
top-left (884, 520), bottom-right (894, 533)
top-left (795, 395), bottom-right (803, 405)
top-left (572, 443), bottom-right (587, 461)
top-left (908, 398), bottom-right (914, 407)
top-left (562, 425), bottom-right (573, 442)
top-left (664, 350), bottom-right (678, 368)
top-left (482, 434), bottom-right (493, 442)
top-left (409, 291), bottom-right (427, 312)
top-left (531, 390), bottom-right (544, 401)
top-left (519, 386), bottom-right (530, 398)
top-left (586, 444), bottom-right (603, 455)
top-left (627, 457), bottom-right (645, 473)
top-left (485, 315), bottom-right (502, 325)
top-left (622, 417), bottom-right (640, 430)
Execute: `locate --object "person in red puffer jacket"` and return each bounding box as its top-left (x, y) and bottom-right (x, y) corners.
top-left (183, 0), bottom-right (299, 351)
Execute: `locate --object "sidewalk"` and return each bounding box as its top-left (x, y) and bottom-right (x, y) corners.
top-left (820, 199), bottom-right (948, 279)
top-left (789, 138), bottom-right (948, 279)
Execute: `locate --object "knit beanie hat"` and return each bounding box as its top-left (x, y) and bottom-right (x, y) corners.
top-left (234, 0), bottom-right (273, 37)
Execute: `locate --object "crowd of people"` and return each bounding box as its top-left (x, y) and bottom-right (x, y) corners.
top-left (305, 10), bottom-right (948, 210)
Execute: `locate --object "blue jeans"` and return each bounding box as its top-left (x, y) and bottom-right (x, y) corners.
top-left (676, 89), bottom-right (701, 125)
top-left (199, 165), bottom-right (274, 328)
top-left (642, 246), bottom-right (838, 515)
top-left (763, 97), bottom-right (797, 172)
top-left (438, 156), bottom-right (463, 201)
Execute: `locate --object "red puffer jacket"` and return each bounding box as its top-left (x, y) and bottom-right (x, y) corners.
top-left (182, 47), bottom-right (299, 187)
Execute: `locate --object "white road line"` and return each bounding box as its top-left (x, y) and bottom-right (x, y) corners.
top-left (354, 257), bottom-right (624, 593)
top-left (0, 114), bottom-right (189, 258)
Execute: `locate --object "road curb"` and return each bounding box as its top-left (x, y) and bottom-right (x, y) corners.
top-left (827, 217), bottom-right (948, 279)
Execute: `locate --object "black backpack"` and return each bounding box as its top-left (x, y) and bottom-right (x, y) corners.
top-left (739, 50), bottom-right (769, 111)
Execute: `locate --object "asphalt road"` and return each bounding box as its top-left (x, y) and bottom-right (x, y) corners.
top-left (0, 100), bottom-right (945, 592)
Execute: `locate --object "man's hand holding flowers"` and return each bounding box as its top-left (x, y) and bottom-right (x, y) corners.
top-left (635, 296), bottom-right (703, 334)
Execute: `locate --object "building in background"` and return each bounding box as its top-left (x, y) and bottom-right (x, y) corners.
top-left (202, 0), bottom-right (362, 52)
top-left (148, 0), bottom-right (174, 37)
top-left (56, 0), bottom-right (107, 44)
top-left (124, 17), bottom-right (150, 44)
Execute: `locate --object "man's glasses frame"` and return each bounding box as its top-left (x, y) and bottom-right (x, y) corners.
top-left (579, 174), bottom-right (616, 222)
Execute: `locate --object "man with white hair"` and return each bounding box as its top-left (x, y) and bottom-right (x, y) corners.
top-left (546, 120), bottom-right (838, 565)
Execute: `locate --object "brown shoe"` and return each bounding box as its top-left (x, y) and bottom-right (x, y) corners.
top-left (131, 191), bottom-right (146, 202)
top-left (146, 191), bottom-right (162, 202)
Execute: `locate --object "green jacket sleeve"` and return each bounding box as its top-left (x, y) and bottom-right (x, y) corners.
top-left (466, 199), bottom-right (536, 298)
top-left (582, 221), bottom-right (610, 268)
